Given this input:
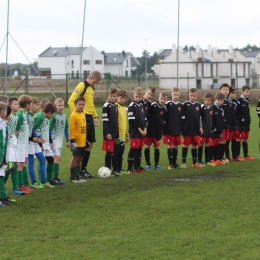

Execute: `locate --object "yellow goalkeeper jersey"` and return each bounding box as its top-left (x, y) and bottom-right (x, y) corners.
top-left (116, 102), bottom-right (127, 141)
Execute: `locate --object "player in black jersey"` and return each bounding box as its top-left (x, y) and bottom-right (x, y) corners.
top-left (210, 93), bottom-right (225, 165)
top-left (144, 92), bottom-right (168, 170)
top-left (236, 86), bottom-right (255, 160)
top-left (102, 88), bottom-right (119, 176)
top-left (140, 86), bottom-right (156, 121)
top-left (219, 84), bottom-right (231, 163)
top-left (127, 88), bottom-right (147, 173)
top-left (198, 93), bottom-right (215, 166)
top-left (181, 88), bottom-right (203, 168)
top-left (163, 87), bottom-right (183, 169)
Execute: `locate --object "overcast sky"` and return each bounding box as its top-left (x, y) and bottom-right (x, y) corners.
top-left (0, 0), bottom-right (259, 64)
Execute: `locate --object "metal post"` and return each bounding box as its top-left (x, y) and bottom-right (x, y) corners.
top-left (176, 0), bottom-right (180, 88)
top-left (4, 0), bottom-right (10, 95)
top-left (187, 72), bottom-right (189, 94)
top-left (236, 72), bottom-right (238, 99)
top-left (25, 70), bottom-right (28, 94)
top-left (66, 73), bottom-right (69, 103)
top-left (145, 39), bottom-right (147, 88)
top-left (80, 0), bottom-right (87, 79)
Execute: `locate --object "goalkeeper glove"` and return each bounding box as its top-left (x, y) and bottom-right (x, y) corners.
top-left (115, 136), bottom-right (123, 145)
top-left (125, 134), bottom-right (129, 144)
top-left (70, 141), bottom-right (78, 152)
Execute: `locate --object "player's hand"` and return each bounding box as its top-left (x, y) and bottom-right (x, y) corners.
top-left (70, 142), bottom-right (78, 152)
top-left (38, 137), bottom-right (45, 143)
top-left (41, 146), bottom-right (44, 152)
top-left (200, 128), bottom-right (203, 135)
top-left (106, 134), bottom-right (112, 140)
top-left (115, 137), bottom-right (123, 145)
top-left (50, 143), bottom-right (54, 150)
top-left (94, 117), bottom-right (99, 126)
top-left (32, 137), bottom-right (38, 143)
top-left (66, 142), bottom-right (70, 148)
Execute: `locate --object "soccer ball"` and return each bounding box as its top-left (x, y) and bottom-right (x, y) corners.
top-left (98, 167), bottom-right (111, 178)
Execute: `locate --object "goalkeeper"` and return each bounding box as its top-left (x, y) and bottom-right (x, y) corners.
top-left (69, 97), bottom-right (87, 183)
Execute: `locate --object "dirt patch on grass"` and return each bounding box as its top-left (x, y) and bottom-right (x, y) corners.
top-left (173, 171), bottom-right (228, 182)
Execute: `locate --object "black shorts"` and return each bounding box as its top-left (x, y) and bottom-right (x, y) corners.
top-left (72, 147), bottom-right (85, 157)
top-left (85, 114), bottom-right (96, 143)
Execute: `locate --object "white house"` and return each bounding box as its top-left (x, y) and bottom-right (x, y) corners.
top-left (153, 45), bottom-right (252, 89)
top-left (241, 50), bottom-right (260, 75)
top-left (103, 51), bottom-right (140, 77)
top-left (38, 46), bottom-right (104, 79)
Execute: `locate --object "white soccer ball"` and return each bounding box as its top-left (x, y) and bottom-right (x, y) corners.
top-left (98, 167), bottom-right (111, 178)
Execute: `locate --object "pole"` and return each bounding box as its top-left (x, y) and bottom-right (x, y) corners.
top-left (176, 0), bottom-right (180, 88)
top-left (4, 0), bottom-right (10, 95)
top-left (145, 39), bottom-right (147, 88)
top-left (236, 72), bottom-right (238, 99)
top-left (80, 0), bottom-right (87, 79)
top-left (187, 72), bottom-right (189, 94)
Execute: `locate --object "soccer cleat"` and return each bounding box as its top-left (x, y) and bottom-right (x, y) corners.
top-left (127, 168), bottom-right (137, 174)
top-left (206, 162), bottom-right (216, 167)
top-left (50, 179), bottom-right (59, 186)
top-left (31, 183), bottom-right (39, 189)
top-left (39, 182), bottom-right (55, 188)
top-left (12, 189), bottom-right (26, 195)
top-left (214, 160), bottom-right (225, 165)
top-left (181, 163), bottom-right (188, 169)
top-left (154, 164), bottom-right (161, 170)
top-left (119, 169), bottom-right (129, 175)
top-left (237, 156), bottom-right (245, 161)
top-left (244, 156), bottom-right (255, 161)
top-left (145, 164), bottom-right (151, 170)
top-left (168, 164), bottom-right (173, 170)
top-left (18, 186), bottom-right (31, 194)
top-left (192, 163), bottom-right (204, 168)
top-left (220, 159), bottom-right (227, 164)
top-left (0, 201), bottom-right (6, 207)
top-left (198, 161), bottom-right (205, 166)
top-left (80, 169), bottom-right (94, 178)
top-left (226, 157), bottom-right (232, 162)
top-left (0, 198), bottom-right (11, 205)
top-left (136, 167), bottom-right (146, 173)
top-left (54, 177), bottom-right (65, 185)
top-left (70, 179), bottom-right (86, 183)
top-left (6, 196), bottom-right (16, 202)
top-left (111, 171), bottom-right (120, 177)
top-left (232, 157), bottom-right (240, 162)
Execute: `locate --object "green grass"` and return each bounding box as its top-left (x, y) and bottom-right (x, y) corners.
top-left (1, 107), bottom-right (260, 259)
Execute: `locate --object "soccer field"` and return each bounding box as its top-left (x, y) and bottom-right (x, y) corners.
top-left (1, 107), bottom-right (260, 259)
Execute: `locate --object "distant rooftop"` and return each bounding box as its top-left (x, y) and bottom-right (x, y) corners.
top-left (241, 50), bottom-right (260, 58)
top-left (39, 46), bottom-right (88, 57)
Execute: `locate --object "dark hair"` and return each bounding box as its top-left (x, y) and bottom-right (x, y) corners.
top-left (118, 89), bottom-right (127, 98)
top-left (215, 93), bottom-right (225, 100)
top-left (189, 88), bottom-right (197, 93)
top-left (18, 95), bottom-right (32, 108)
top-left (42, 102), bottom-right (56, 114)
top-left (6, 105), bottom-right (12, 118)
top-left (220, 83), bottom-right (229, 90)
top-left (242, 85), bottom-right (250, 92)
top-left (8, 97), bottom-right (18, 105)
top-left (203, 93), bottom-right (213, 100)
top-left (74, 96), bottom-right (85, 105)
top-left (108, 87), bottom-right (118, 95)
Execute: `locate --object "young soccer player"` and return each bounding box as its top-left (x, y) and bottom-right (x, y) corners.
top-left (236, 85), bottom-right (255, 160)
top-left (69, 97), bottom-right (87, 182)
top-left (0, 102), bottom-right (10, 206)
top-left (140, 86), bottom-right (156, 117)
top-left (68, 70), bottom-right (102, 178)
top-left (112, 89), bottom-right (128, 174)
top-left (5, 98), bottom-right (25, 195)
top-left (219, 83), bottom-right (231, 162)
top-left (210, 93), bottom-right (225, 164)
top-left (33, 99), bottom-right (57, 187)
top-left (49, 98), bottom-right (69, 184)
top-left (102, 88), bottom-right (119, 176)
top-left (198, 93), bottom-right (215, 166)
top-left (163, 87), bottom-right (183, 169)
top-left (181, 88), bottom-right (203, 168)
top-left (127, 87), bottom-right (147, 173)
top-left (16, 95), bottom-right (32, 194)
top-left (144, 92), bottom-right (168, 170)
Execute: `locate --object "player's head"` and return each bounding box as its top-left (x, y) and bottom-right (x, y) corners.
top-left (30, 97), bottom-right (40, 114)
top-left (228, 86), bottom-right (236, 99)
top-left (0, 101), bottom-right (7, 119)
top-left (42, 102), bottom-right (56, 119)
top-left (117, 89), bottom-right (127, 105)
top-left (171, 87), bottom-right (180, 102)
top-left (108, 87), bottom-right (118, 103)
top-left (203, 93), bottom-right (213, 107)
top-left (133, 87), bottom-right (143, 103)
top-left (215, 93), bottom-right (225, 107)
top-left (5, 105), bottom-right (12, 121)
top-left (54, 98), bottom-right (65, 113)
top-left (220, 83), bottom-right (230, 96)
top-left (8, 97), bottom-right (19, 113)
top-left (241, 85), bottom-right (250, 98)
top-left (39, 98), bottom-right (51, 110)
top-left (189, 88), bottom-right (198, 102)
top-left (158, 92), bottom-right (168, 106)
top-left (0, 95), bottom-right (9, 104)
top-left (143, 86), bottom-right (156, 101)
top-left (74, 96), bottom-right (85, 113)
top-left (87, 70), bottom-right (102, 87)
top-left (18, 95), bottom-right (32, 110)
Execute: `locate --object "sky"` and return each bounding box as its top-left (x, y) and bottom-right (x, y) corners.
top-left (0, 0), bottom-right (259, 64)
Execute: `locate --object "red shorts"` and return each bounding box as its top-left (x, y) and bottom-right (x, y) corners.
top-left (163, 135), bottom-right (181, 146)
top-left (239, 131), bottom-right (249, 140)
top-left (232, 130), bottom-right (240, 140)
top-left (102, 140), bottom-right (115, 152)
top-left (220, 128), bottom-right (230, 141)
top-left (210, 138), bottom-right (220, 146)
top-left (200, 136), bottom-right (211, 144)
top-left (144, 137), bottom-right (160, 147)
top-left (130, 138), bottom-right (144, 149)
top-left (182, 135), bottom-right (200, 146)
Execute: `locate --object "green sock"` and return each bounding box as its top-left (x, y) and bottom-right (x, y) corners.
top-left (0, 177), bottom-right (5, 198)
top-left (11, 169), bottom-right (19, 191)
top-left (18, 170), bottom-right (23, 187)
top-left (76, 166), bottom-right (80, 178)
top-left (23, 167), bottom-right (29, 186)
top-left (47, 164), bottom-right (54, 182)
top-left (70, 168), bottom-right (76, 180)
top-left (53, 163), bottom-right (59, 178)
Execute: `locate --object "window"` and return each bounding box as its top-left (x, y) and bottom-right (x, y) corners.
top-left (213, 79), bottom-right (218, 84)
top-left (126, 59), bottom-right (128, 67)
top-left (83, 60), bottom-right (90, 65)
top-left (71, 60), bottom-right (74, 68)
top-left (246, 78), bottom-right (250, 85)
top-left (196, 79), bottom-right (201, 89)
top-left (95, 60), bottom-right (102, 65)
top-left (231, 78), bottom-right (235, 86)
top-left (83, 70), bottom-right (90, 78)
